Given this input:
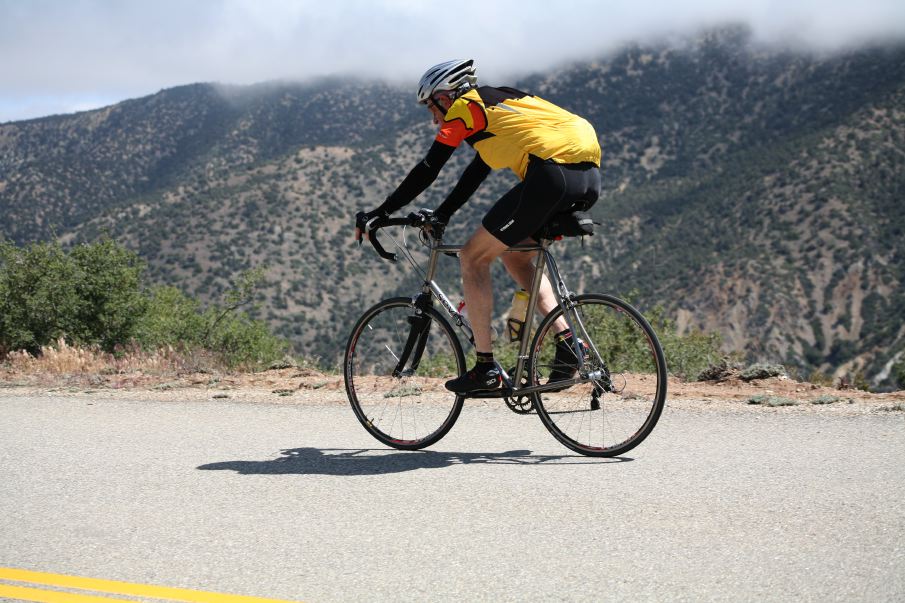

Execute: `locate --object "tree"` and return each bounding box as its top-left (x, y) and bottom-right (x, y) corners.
top-left (0, 237), bottom-right (147, 355)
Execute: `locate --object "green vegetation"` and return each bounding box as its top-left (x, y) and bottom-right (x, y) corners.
top-left (136, 276), bottom-right (289, 370)
top-left (0, 238), bottom-right (146, 355)
top-left (894, 356), bottom-right (905, 389)
top-left (644, 306), bottom-right (723, 380)
top-left (0, 238), bottom-right (289, 370)
top-left (740, 363), bottom-right (787, 381)
top-left (811, 395), bottom-right (843, 405)
top-left (747, 395), bottom-right (798, 407)
top-left (487, 300), bottom-right (722, 380)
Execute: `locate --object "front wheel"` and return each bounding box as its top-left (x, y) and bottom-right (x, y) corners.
top-left (529, 294), bottom-right (667, 457)
top-left (344, 297), bottom-right (466, 450)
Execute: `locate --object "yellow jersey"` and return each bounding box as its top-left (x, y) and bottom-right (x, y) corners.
top-left (435, 86), bottom-right (601, 179)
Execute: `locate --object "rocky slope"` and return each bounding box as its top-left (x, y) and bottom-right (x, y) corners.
top-left (1, 26), bottom-right (903, 387)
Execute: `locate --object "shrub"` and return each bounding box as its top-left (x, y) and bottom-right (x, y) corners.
top-left (895, 357), bottom-right (905, 389)
top-left (0, 238), bottom-right (146, 354)
top-left (747, 394), bottom-right (798, 407)
top-left (134, 271), bottom-right (290, 371)
top-left (1, 238), bottom-right (289, 371)
top-left (644, 306), bottom-right (723, 380)
top-left (487, 300), bottom-right (723, 381)
top-left (199, 305), bottom-right (289, 370)
top-left (133, 286), bottom-right (207, 348)
top-left (0, 239), bottom-right (77, 355)
top-left (811, 395), bottom-right (842, 405)
top-left (740, 363), bottom-right (786, 381)
top-left (69, 238), bottom-right (147, 350)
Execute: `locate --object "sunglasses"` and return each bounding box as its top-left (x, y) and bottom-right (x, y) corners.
top-left (421, 93), bottom-right (447, 110)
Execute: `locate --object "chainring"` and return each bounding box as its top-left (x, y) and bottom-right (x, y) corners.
top-left (503, 366), bottom-right (536, 414)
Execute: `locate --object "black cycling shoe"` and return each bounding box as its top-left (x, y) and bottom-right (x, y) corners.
top-left (445, 365), bottom-right (502, 394)
top-left (547, 337), bottom-right (590, 385)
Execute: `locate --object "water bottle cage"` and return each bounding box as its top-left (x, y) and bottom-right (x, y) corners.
top-left (506, 318), bottom-right (526, 342)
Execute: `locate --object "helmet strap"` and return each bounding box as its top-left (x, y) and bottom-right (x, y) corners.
top-left (430, 93), bottom-right (449, 116)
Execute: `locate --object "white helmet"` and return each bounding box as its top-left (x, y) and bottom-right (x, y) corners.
top-left (416, 59), bottom-right (477, 104)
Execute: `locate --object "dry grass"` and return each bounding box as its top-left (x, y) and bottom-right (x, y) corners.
top-left (0, 339), bottom-right (333, 392)
top-left (1, 338), bottom-right (227, 388)
top-left (6, 339), bottom-right (178, 374)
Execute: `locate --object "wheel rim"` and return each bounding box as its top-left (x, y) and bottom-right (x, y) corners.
top-left (346, 301), bottom-right (464, 448)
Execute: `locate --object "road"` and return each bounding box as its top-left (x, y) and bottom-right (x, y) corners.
top-left (1, 393), bottom-right (903, 602)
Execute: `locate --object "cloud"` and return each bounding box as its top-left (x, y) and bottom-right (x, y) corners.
top-left (1, 0), bottom-right (904, 122)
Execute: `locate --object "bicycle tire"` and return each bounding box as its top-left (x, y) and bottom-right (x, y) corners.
top-left (344, 297), bottom-right (466, 450)
top-left (528, 294), bottom-right (667, 457)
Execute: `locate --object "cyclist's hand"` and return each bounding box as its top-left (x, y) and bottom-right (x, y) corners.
top-left (409, 209), bottom-right (449, 239)
top-left (354, 214), bottom-right (365, 244)
top-left (355, 210), bottom-right (384, 245)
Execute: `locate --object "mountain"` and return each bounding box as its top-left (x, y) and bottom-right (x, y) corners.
top-left (2, 26), bottom-right (904, 387)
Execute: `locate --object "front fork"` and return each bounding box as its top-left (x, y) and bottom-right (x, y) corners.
top-left (391, 292), bottom-right (434, 377)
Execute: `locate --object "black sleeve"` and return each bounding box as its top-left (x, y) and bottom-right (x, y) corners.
top-left (375, 141), bottom-right (456, 215)
top-left (435, 153), bottom-right (491, 220)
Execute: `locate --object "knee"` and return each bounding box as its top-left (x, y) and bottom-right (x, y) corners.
top-left (460, 242), bottom-right (497, 271)
top-left (460, 246), bottom-right (493, 272)
top-left (460, 227), bottom-right (507, 271)
top-left (501, 251), bottom-right (533, 271)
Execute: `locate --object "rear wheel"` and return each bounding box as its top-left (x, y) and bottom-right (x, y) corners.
top-left (344, 297), bottom-right (466, 450)
top-left (529, 294), bottom-right (667, 457)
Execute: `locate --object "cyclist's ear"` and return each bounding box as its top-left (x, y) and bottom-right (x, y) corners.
top-left (437, 92), bottom-right (455, 110)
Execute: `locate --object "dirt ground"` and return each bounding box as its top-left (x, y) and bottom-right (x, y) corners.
top-left (2, 365), bottom-right (903, 416)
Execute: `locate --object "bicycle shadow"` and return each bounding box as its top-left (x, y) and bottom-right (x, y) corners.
top-left (197, 447), bottom-right (632, 476)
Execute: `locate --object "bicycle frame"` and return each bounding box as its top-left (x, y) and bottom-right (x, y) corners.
top-left (400, 237), bottom-right (605, 399)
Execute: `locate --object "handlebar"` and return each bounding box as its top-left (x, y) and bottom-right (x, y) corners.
top-left (361, 212), bottom-right (441, 263)
top-left (366, 217), bottom-right (409, 262)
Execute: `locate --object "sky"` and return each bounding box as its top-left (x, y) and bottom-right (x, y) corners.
top-left (2, 0), bottom-right (905, 123)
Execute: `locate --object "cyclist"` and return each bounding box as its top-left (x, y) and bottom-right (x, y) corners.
top-left (355, 59), bottom-right (601, 393)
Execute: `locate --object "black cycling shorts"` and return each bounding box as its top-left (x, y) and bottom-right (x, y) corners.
top-left (482, 156), bottom-right (601, 247)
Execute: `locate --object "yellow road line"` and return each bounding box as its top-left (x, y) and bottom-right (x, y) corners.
top-left (0, 583), bottom-right (134, 603)
top-left (0, 568), bottom-right (301, 603)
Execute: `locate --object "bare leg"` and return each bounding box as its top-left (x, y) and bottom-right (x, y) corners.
top-left (500, 244), bottom-right (569, 333)
top-left (459, 227), bottom-right (508, 354)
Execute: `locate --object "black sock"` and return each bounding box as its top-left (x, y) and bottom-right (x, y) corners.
top-left (475, 352), bottom-right (495, 372)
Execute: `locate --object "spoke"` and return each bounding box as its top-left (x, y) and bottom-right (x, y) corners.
top-left (530, 296), bottom-right (665, 456)
top-left (346, 300), bottom-right (464, 449)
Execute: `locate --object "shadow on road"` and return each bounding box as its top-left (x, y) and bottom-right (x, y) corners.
top-left (197, 448), bottom-right (631, 476)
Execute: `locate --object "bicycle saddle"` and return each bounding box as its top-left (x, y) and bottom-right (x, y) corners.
top-left (534, 211), bottom-right (596, 240)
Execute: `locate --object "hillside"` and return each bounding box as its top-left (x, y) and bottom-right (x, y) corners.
top-left (1, 26), bottom-right (904, 388)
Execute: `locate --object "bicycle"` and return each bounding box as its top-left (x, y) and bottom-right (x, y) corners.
top-left (343, 210), bottom-right (667, 457)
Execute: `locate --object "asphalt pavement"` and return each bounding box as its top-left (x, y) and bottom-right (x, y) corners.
top-left (1, 394), bottom-right (903, 602)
